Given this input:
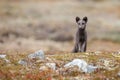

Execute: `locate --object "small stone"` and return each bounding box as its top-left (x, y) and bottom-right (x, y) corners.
top-left (87, 65), bottom-right (97, 73)
top-left (0, 54), bottom-right (6, 58)
top-left (28, 50), bottom-right (45, 60)
top-left (46, 63), bottom-right (56, 70)
top-left (117, 71), bottom-right (120, 77)
top-left (112, 52), bottom-right (120, 58)
top-left (97, 58), bottom-right (119, 70)
top-left (0, 54), bottom-right (10, 63)
top-left (4, 58), bottom-right (10, 63)
top-left (95, 51), bottom-right (101, 55)
top-left (18, 59), bottom-right (27, 66)
top-left (36, 59), bottom-right (44, 63)
top-left (85, 52), bottom-right (89, 55)
top-left (39, 66), bottom-right (48, 71)
top-left (46, 57), bottom-right (53, 62)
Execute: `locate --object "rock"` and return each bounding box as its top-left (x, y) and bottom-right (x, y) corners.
top-left (112, 52), bottom-right (120, 58)
top-left (39, 66), bottom-right (48, 71)
top-left (117, 71), bottom-right (120, 77)
top-left (85, 51), bottom-right (101, 55)
top-left (46, 57), bottom-right (53, 62)
top-left (36, 59), bottom-right (45, 63)
top-left (18, 59), bottom-right (27, 66)
top-left (69, 76), bottom-right (91, 80)
top-left (84, 52), bottom-right (89, 55)
top-left (87, 65), bottom-right (97, 73)
top-left (0, 54), bottom-right (10, 63)
top-left (4, 58), bottom-right (10, 63)
top-left (64, 59), bottom-right (88, 72)
top-left (46, 63), bottom-right (56, 70)
top-left (94, 51), bottom-right (101, 55)
top-left (97, 59), bottom-right (119, 70)
top-left (0, 54), bottom-right (6, 58)
top-left (39, 63), bottom-right (56, 71)
top-left (64, 59), bottom-right (97, 73)
top-left (28, 50), bottom-right (45, 60)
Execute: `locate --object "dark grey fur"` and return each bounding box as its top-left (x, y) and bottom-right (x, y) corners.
top-left (72, 16), bottom-right (88, 53)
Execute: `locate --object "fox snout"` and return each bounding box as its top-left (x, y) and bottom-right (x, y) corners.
top-left (76, 16), bottom-right (88, 30)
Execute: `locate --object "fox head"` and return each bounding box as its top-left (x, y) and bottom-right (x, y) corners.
top-left (75, 16), bottom-right (88, 30)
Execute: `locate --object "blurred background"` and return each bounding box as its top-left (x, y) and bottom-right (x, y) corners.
top-left (0, 0), bottom-right (120, 52)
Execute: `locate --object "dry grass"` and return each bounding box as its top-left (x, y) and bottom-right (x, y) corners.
top-left (0, 51), bottom-right (120, 80)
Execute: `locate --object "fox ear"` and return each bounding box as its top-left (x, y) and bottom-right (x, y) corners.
top-left (76, 16), bottom-right (80, 22)
top-left (83, 16), bottom-right (88, 23)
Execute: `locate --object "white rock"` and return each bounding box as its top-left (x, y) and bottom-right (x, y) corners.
top-left (95, 51), bottom-right (101, 55)
top-left (46, 63), bottom-right (56, 70)
top-left (18, 59), bottom-right (27, 66)
top-left (112, 52), bottom-right (120, 58)
top-left (87, 65), bottom-right (97, 73)
top-left (98, 58), bottom-right (118, 70)
top-left (0, 54), bottom-right (6, 58)
top-left (64, 59), bottom-right (88, 72)
top-left (0, 54), bottom-right (10, 63)
top-left (103, 60), bottom-right (110, 67)
top-left (4, 58), bottom-right (10, 63)
top-left (64, 59), bottom-right (97, 73)
top-left (46, 57), bottom-right (53, 62)
top-left (28, 50), bottom-right (45, 60)
top-left (117, 71), bottom-right (120, 77)
top-left (39, 66), bottom-right (48, 71)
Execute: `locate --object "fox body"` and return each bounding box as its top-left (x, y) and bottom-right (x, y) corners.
top-left (72, 16), bottom-right (88, 53)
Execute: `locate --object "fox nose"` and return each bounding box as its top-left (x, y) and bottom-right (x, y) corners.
top-left (78, 26), bottom-right (82, 28)
top-left (79, 26), bottom-right (85, 29)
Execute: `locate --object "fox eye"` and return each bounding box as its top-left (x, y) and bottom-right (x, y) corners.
top-left (82, 23), bottom-right (85, 25)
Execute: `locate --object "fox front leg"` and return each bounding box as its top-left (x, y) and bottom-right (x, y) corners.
top-left (81, 41), bottom-right (87, 52)
top-left (72, 42), bottom-right (79, 53)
